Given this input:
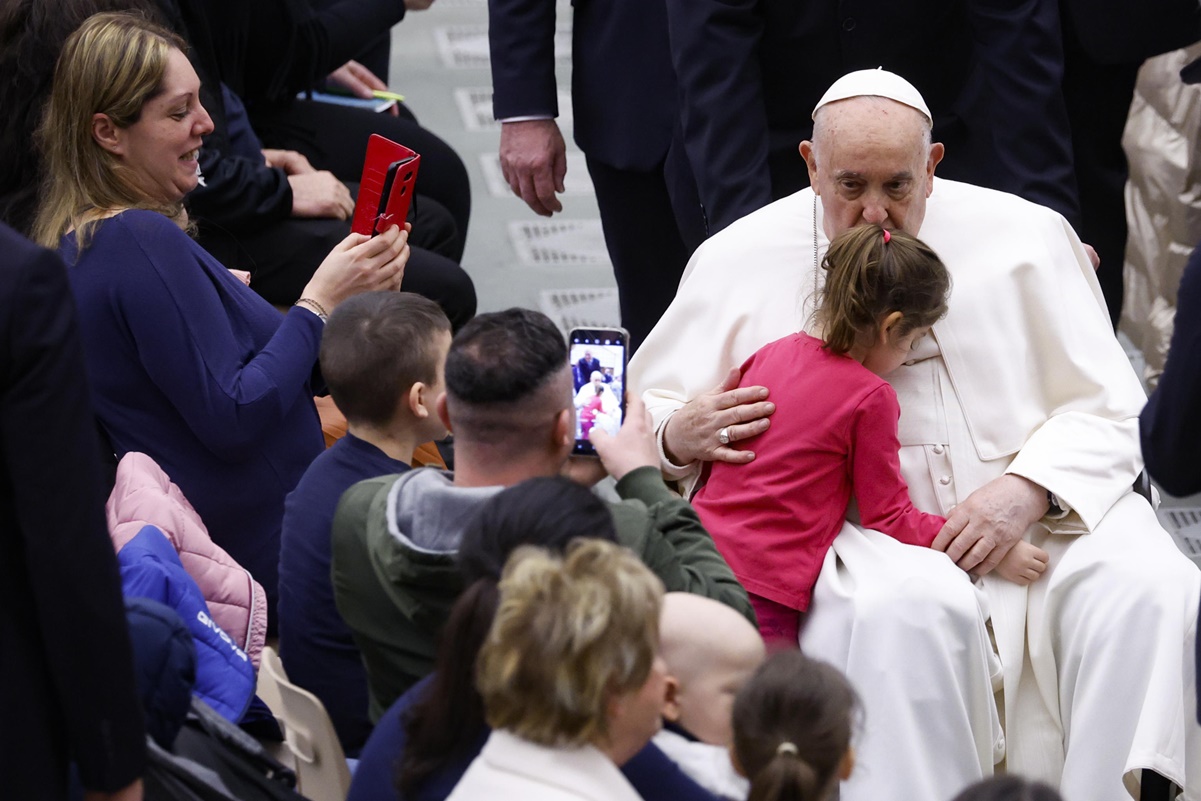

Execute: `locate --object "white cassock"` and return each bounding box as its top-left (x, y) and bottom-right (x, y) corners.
top-left (629, 178), bottom-right (1201, 801)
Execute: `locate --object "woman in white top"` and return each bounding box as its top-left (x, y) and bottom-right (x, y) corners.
top-left (447, 539), bottom-right (668, 801)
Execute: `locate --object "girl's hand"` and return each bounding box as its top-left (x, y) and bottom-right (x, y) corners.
top-left (993, 540), bottom-right (1049, 585)
top-left (302, 223), bottom-right (410, 311)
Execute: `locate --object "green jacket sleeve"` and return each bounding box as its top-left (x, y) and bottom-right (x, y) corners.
top-left (608, 466), bottom-right (755, 624)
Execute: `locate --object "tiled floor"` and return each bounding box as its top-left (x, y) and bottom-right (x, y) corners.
top-left (387, 1), bottom-right (1201, 566)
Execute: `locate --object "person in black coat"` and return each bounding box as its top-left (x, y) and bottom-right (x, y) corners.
top-left (0, 221), bottom-right (146, 801)
top-left (0, 0), bottom-right (477, 329)
top-left (1057, 0), bottom-right (1201, 326)
top-left (665, 0), bottom-right (1080, 238)
top-left (488, 0), bottom-right (705, 350)
top-left (1140, 240), bottom-right (1201, 724)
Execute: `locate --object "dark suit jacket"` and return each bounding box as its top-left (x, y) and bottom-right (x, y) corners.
top-left (1060, 0), bottom-right (1201, 64)
top-left (1139, 241), bottom-right (1201, 724)
top-left (0, 223), bottom-right (145, 798)
top-left (666, 0), bottom-right (1079, 234)
top-left (488, 0), bottom-right (678, 171)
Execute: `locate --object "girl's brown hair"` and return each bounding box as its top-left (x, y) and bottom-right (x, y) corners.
top-left (816, 223), bottom-right (950, 355)
top-left (732, 651), bottom-right (860, 801)
top-left (32, 11), bottom-right (186, 250)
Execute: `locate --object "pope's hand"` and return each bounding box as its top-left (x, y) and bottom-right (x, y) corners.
top-left (931, 474), bottom-right (1049, 575)
top-left (661, 367), bottom-right (775, 467)
top-left (499, 119), bottom-right (566, 217)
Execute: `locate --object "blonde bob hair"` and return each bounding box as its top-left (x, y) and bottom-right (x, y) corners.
top-left (476, 538), bottom-right (664, 747)
top-left (32, 11), bottom-right (187, 251)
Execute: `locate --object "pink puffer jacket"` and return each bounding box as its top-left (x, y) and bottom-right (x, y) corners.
top-left (106, 452), bottom-right (267, 668)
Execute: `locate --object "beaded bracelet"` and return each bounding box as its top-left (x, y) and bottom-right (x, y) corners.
top-left (294, 297), bottom-right (329, 322)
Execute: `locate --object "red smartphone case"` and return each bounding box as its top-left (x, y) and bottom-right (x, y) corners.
top-left (350, 134), bottom-right (421, 236)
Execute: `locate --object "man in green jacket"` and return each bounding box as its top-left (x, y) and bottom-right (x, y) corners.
top-left (331, 308), bottom-right (752, 720)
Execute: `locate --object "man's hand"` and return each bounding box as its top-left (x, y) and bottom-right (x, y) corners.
top-left (326, 60), bottom-right (400, 116)
top-left (661, 367), bottom-right (775, 466)
top-left (288, 171), bottom-right (354, 220)
top-left (932, 474), bottom-right (1050, 576)
top-left (590, 392), bottom-right (660, 481)
top-left (84, 779), bottom-right (143, 801)
top-left (499, 119), bottom-right (567, 216)
top-left (262, 149), bottom-right (316, 175)
top-left (1083, 243), bottom-right (1100, 271)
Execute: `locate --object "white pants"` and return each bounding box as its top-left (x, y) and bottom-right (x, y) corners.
top-left (802, 498), bottom-right (1201, 801)
top-left (1014, 492), bottom-right (1200, 800)
top-left (801, 524), bottom-right (1001, 801)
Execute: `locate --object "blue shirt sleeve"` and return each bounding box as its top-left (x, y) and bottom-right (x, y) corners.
top-left (94, 212), bottom-right (323, 461)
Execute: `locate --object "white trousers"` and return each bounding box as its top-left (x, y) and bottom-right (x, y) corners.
top-left (802, 498), bottom-right (1201, 801)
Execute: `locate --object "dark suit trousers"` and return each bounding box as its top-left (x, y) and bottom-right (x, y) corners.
top-left (1062, 16), bottom-right (1140, 328)
top-left (586, 142), bottom-right (705, 351)
top-left (201, 101), bottom-right (477, 328)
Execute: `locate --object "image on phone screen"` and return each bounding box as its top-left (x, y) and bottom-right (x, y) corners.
top-left (569, 327), bottom-right (628, 455)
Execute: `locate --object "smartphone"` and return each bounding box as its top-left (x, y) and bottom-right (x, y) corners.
top-left (374, 156), bottom-right (418, 233)
top-left (350, 134), bottom-right (421, 237)
top-left (569, 326), bottom-right (630, 456)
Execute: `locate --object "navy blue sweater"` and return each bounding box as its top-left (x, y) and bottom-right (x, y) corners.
top-left (279, 433), bottom-right (410, 755)
top-left (62, 210), bottom-right (326, 623)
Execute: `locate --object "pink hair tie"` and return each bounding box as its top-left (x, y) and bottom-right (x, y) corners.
top-left (882, 229), bottom-right (891, 243)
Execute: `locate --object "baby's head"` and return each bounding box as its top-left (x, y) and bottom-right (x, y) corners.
top-left (731, 651), bottom-right (858, 801)
top-left (816, 223), bottom-right (950, 374)
top-left (659, 593), bottom-right (766, 746)
top-left (949, 777), bottom-right (1064, 801)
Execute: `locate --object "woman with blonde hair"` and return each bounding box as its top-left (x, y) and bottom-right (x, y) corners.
top-left (33, 11), bottom-right (408, 625)
top-left (447, 538), bottom-right (668, 801)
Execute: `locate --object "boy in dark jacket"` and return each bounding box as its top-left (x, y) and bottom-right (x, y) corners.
top-left (278, 291), bottom-right (452, 755)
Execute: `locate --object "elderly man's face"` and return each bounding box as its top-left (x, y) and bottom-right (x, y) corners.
top-left (800, 98), bottom-right (944, 240)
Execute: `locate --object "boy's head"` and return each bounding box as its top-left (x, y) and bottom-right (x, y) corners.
top-left (660, 593), bottom-right (766, 747)
top-left (319, 291), bottom-right (452, 440)
top-left (441, 308), bottom-right (573, 459)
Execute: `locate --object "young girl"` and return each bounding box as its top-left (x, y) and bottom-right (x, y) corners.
top-left (692, 223), bottom-right (1048, 645)
top-left (730, 650), bottom-right (858, 801)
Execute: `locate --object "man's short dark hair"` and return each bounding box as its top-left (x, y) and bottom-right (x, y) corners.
top-left (444, 308), bottom-right (566, 405)
top-left (319, 292), bottom-right (451, 427)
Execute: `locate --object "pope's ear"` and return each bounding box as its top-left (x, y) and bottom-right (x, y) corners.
top-left (926, 141), bottom-right (945, 191)
top-left (799, 140), bottom-right (819, 189)
top-left (91, 113), bottom-right (124, 155)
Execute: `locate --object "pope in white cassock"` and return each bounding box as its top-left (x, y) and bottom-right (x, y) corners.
top-left (628, 69), bottom-right (1201, 801)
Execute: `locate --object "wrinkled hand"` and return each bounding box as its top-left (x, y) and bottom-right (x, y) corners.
top-left (1083, 243), bottom-right (1100, 271)
top-left (302, 223), bottom-right (410, 311)
top-left (499, 119), bottom-right (566, 216)
top-left (262, 149), bottom-right (316, 175)
top-left (931, 474), bottom-right (1049, 575)
top-left (84, 779), bottom-right (143, 801)
top-left (661, 367), bottom-right (774, 466)
top-left (326, 60), bottom-right (399, 116)
top-left (288, 171), bottom-right (354, 220)
top-left (994, 540), bottom-right (1049, 585)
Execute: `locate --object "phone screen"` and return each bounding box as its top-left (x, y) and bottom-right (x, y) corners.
top-left (569, 327), bottom-right (629, 455)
